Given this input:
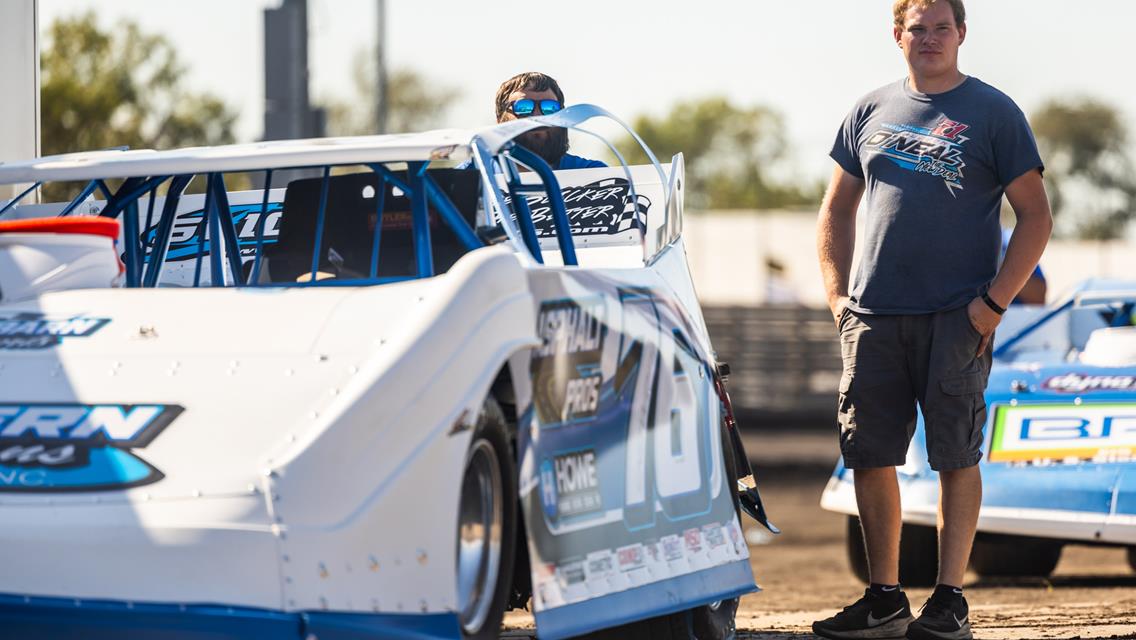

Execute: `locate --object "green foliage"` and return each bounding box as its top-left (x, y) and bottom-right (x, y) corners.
top-left (614, 97), bottom-right (822, 210)
top-left (323, 49), bottom-right (461, 136)
top-left (1031, 97), bottom-right (1136, 239)
top-left (41, 12), bottom-right (237, 155)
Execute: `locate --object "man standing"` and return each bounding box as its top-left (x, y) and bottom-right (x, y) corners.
top-left (493, 72), bottom-right (607, 170)
top-left (813, 1), bottom-right (1052, 639)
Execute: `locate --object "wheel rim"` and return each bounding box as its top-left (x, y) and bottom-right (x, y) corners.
top-left (456, 439), bottom-right (503, 635)
top-left (708, 600), bottom-right (722, 611)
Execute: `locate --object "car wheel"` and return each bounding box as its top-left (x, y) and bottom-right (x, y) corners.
top-left (846, 516), bottom-right (938, 587)
top-left (456, 399), bottom-right (517, 640)
top-left (581, 413), bottom-right (742, 640)
top-left (970, 533), bottom-right (1062, 578)
top-left (690, 417), bottom-right (744, 640)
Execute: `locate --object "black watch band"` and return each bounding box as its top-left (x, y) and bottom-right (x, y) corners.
top-left (981, 292), bottom-right (1006, 316)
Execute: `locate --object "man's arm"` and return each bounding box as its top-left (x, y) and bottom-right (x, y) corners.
top-left (967, 168), bottom-right (1053, 353)
top-left (817, 164), bottom-right (866, 324)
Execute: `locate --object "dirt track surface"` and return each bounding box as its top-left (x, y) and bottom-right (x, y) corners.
top-left (503, 431), bottom-right (1136, 639)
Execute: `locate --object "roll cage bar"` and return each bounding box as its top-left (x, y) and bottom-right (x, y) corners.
top-left (0, 105), bottom-right (673, 288)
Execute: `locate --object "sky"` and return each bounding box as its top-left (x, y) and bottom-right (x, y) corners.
top-left (38, 0), bottom-right (1136, 184)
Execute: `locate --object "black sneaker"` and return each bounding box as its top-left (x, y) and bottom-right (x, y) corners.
top-left (812, 589), bottom-right (914, 639)
top-left (906, 592), bottom-right (971, 640)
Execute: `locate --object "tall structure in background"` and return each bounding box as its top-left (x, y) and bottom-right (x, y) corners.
top-left (375, 0), bottom-right (388, 134)
top-left (0, 0), bottom-right (40, 202)
top-left (263, 0), bottom-right (324, 141)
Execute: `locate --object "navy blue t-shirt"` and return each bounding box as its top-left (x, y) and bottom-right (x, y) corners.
top-left (831, 77), bottom-right (1044, 314)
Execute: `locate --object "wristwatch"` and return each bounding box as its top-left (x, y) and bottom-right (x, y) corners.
top-left (981, 292), bottom-right (1005, 316)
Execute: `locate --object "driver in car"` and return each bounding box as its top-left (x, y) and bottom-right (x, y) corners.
top-left (493, 72), bottom-right (607, 170)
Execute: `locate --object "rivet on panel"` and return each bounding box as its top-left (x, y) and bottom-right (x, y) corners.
top-left (318, 563), bottom-right (329, 578)
top-left (371, 599), bottom-right (380, 612)
top-left (368, 555), bottom-right (380, 571)
top-left (420, 600), bottom-right (428, 613)
top-left (285, 576), bottom-right (293, 584)
top-left (319, 597), bottom-right (328, 610)
top-left (416, 549), bottom-right (428, 565)
top-left (282, 554), bottom-right (290, 563)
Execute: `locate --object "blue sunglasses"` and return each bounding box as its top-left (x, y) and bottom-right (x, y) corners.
top-left (510, 99), bottom-right (563, 118)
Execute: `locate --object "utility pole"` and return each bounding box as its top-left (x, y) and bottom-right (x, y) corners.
top-left (0, 0), bottom-right (40, 203)
top-left (375, 0), bottom-right (389, 134)
top-left (263, 0), bottom-right (324, 141)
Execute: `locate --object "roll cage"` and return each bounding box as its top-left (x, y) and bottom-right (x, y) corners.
top-left (0, 105), bottom-right (682, 288)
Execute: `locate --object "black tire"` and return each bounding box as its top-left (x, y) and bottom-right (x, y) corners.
top-left (1128, 546), bottom-right (1136, 573)
top-left (456, 399), bottom-right (517, 640)
top-left (691, 417), bottom-right (742, 640)
top-left (578, 610), bottom-right (694, 640)
top-left (846, 516), bottom-right (939, 587)
top-left (970, 533), bottom-right (1062, 578)
top-left (580, 411), bottom-right (741, 640)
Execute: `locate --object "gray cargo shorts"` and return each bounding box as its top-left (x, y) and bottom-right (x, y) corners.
top-left (836, 304), bottom-right (992, 471)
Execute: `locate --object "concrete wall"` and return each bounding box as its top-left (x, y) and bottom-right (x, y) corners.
top-left (684, 210), bottom-right (1134, 307)
top-left (0, 1), bottom-right (40, 202)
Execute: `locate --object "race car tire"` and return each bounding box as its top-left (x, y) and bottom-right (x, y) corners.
top-left (691, 417), bottom-right (743, 640)
top-left (846, 517), bottom-right (939, 587)
top-left (582, 408), bottom-right (742, 640)
top-left (969, 533), bottom-right (1062, 578)
top-left (456, 399), bottom-right (517, 640)
top-left (1128, 546), bottom-right (1136, 573)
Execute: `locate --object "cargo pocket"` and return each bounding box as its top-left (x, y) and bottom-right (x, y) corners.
top-left (939, 372), bottom-right (986, 396)
top-left (932, 371), bottom-right (988, 463)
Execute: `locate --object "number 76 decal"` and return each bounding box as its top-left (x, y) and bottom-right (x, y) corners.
top-left (619, 290), bottom-right (723, 530)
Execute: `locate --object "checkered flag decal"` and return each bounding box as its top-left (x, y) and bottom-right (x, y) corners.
top-left (591, 178), bottom-right (649, 233)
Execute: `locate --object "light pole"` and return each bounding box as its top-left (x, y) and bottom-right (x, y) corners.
top-left (376, 0), bottom-right (388, 134)
top-left (0, 0), bottom-right (40, 203)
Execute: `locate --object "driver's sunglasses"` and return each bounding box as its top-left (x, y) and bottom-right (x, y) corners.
top-left (510, 99), bottom-right (563, 118)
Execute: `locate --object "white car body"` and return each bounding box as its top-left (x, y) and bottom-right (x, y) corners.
top-left (0, 106), bottom-right (757, 639)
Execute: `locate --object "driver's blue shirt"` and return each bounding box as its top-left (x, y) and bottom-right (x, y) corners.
top-left (457, 154), bottom-right (606, 171)
top-left (557, 154), bottom-right (607, 170)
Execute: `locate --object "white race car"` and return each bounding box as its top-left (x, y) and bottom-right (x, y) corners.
top-left (0, 106), bottom-right (774, 639)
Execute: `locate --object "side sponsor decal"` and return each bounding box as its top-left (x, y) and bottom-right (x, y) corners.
top-left (143, 203), bottom-right (283, 262)
top-left (0, 313), bottom-right (110, 350)
top-left (508, 178), bottom-right (649, 237)
top-left (519, 276), bottom-right (752, 620)
top-left (540, 449), bottom-right (603, 520)
top-left (1042, 373), bottom-right (1136, 393)
top-left (989, 402), bottom-right (1136, 463)
top-left (0, 403), bottom-right (182, 491)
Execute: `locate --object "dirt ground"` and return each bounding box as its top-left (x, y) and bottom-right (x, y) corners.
top-left (502, 430), bottom-right (1136, 640)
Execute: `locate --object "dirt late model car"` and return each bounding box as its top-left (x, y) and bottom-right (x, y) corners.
top-left (821, 280), bottom-right (1136, 584)
top-left (0, 106), bottom-right (777, 640)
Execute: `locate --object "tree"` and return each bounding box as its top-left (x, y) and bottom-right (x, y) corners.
top-left (614, 97), bottom-right (822, 210)
top-left (1031, 97), bottom-right (1136, 239)
top-left (41, 13), bottom-right (238, 156)
top-left (322, 48), bottom-right (461, 137)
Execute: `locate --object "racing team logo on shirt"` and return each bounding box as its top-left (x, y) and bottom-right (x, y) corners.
top-left (865, 117), bottom-right (970, 197)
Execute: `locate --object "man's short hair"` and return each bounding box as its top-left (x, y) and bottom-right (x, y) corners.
top-left (494, 72), bottom-right (565, 122)
top-left (893, 0), bottom-right (966, 27)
